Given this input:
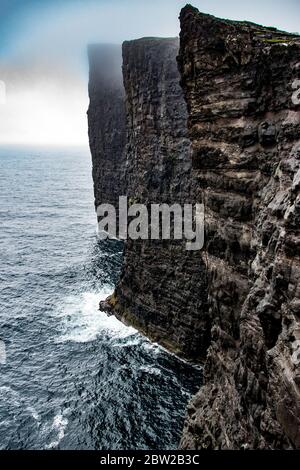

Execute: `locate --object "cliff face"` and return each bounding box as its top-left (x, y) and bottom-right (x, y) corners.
top-left (111, 38), bottom-right (209, 360)
top-left (87, 44), bottom-right (126, 209)
top-left (178, 6), bottom-right (300, 449)
top-left (88, 6), bottom-right (300, 450)
top-left (89, 38), bottom-right (209, 360)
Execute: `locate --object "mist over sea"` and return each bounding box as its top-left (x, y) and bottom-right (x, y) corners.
top-left (0, 146), bottom-right (201, 449)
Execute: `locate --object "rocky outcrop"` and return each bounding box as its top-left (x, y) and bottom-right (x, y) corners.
top-left (88, 38), bottom-right (209, 360)
top-left (108, 38), bottom-right (209, 360)
top-left (178, 5), bottom-right (300, 449)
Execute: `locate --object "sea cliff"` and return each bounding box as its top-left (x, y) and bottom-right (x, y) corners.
top-left (88, 5), bottom-right (300, 449)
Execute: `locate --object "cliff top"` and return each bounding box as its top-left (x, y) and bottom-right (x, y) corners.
top-left (181, 4), bottom-right (300, 45)
top-left (122, 37), bottom-right (180, 60)
top-left (124, 37), bottom-right (178, 43)
top-left (122, 37), bottom-right (179, 50)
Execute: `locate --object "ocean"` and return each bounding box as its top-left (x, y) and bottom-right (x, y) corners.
top-left (0, 146), bottom-right (201, 450)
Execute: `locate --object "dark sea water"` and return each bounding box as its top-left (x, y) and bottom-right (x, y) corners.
top-left (0, 146), bottom-right (201, 450)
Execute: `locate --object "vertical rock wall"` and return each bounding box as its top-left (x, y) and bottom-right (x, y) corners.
top-left (88, 38), bottom-right (210, 360)
top-left (178, 5), bottom-right (300, 449)
top-left (88, 6), bottom-right (300, 449)
top-left (111, 38), bottom-right (209, 360)
top-left (87, 44), bottom-right (126, 209)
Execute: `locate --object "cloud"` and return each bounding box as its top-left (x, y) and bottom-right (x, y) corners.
top-left (0, 0), bottom-right (299, 145)
top-left (0, 55), bottom-right (88, 145)
top-left (0, 0), bottom-right (183, 145)
top-left (0, 79), bottom-right (88, 145)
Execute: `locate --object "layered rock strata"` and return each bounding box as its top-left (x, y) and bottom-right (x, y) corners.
top-left (178, 5), bottom-right (300, 449)
top-left (110, 38), bottom-right (209, 360)
top-left (88, 6), bottom-right (300, 449)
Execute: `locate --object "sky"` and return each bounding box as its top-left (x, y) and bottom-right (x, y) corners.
top-left (0, 0), bottom-right (299, 146)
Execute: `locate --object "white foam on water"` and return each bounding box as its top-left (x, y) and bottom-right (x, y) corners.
top-left (0, 385), bottom-right (21, 405)
top-left (142, 341), bottom-right (161, 354)
top-left (0, 387), bottom-right (40, 429)
top-left (0, 340), bottom-right (6, 365)
top-left (140, 365), bottom-right (161, 376)
top-left (114, 335), bottom-right (142, 348)
top-left (44, 410), bottom-right (69, 449)
top-left (55, 289), bottom-right (137, 344)
top-left (26, 406), bottom-right (40, 423)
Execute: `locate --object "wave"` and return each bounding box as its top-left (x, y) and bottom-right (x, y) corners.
top-left (54, 290), bottom-right (137, 344)
top-left (139, 365), bottom-right (162, 375)
top-left (44, 410), bottom-right (69, 449)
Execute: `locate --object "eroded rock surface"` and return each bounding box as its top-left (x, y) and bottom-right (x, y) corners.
top-left (88, 6), bottom-right (300, 449)
top-left (178, 5), bottom-right (300, 449)
top-left (111, 38), bottom-right (209, 360)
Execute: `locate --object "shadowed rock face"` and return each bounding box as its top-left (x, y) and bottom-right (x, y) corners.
top-left (178, 5), bottom-right (300, 449)
top-left (88, 38), bottom-right (210, 360)
top-left (87, 44), bottom-right (126, 209)
top-left (112, 37), bottom-right (209, 360)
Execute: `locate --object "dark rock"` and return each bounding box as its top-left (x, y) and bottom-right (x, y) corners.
top-left (88, 5), bottom-right (300, 450)
top-left (87, 44), bottom-right (126, 210)
top-left (114, 38), bottom-right (209, 360)
top-left (99, 300), bottom-right (113, 316)
top-left (88, 38), bottom-right (210, 360)
top-left (178, 5), bottom-right (300, 450)
top-left (258, 121), bottom-right (277, 146)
